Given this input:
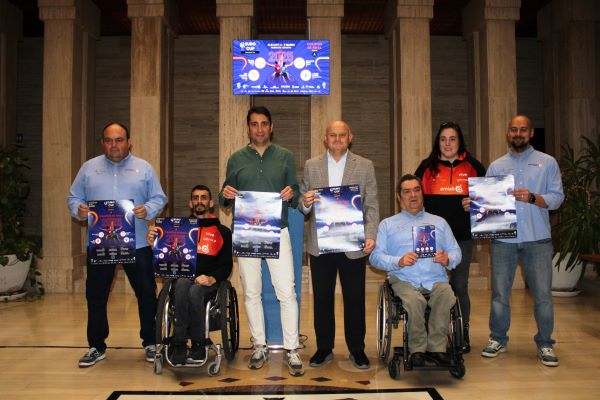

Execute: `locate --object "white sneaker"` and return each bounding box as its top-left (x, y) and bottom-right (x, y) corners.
top-left (538, 347), bottom-right (559, 367)
top-left (481, 339), bottom-right (506, 358)
top-left (248, 344), bottom-right (269, 369)
top-left (286, 350), bottom-right (305, 377)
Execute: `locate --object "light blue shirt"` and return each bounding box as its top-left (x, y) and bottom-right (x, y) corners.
top-left (369, 209), bottom-right (461, 290)
top-left (487, 146), bottom-right (563, 243)
top-left (67, 153), bottom-right (168, 249)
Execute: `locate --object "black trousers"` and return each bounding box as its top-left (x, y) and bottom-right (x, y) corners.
top-left (86, 246), bottom-right (157, 352)
top-left (310, 253), bottom-right (366, 352)
top-left (172, 278), bottom-right (218, 344)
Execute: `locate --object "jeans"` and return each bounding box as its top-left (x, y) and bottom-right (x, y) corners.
top-left (450, 240), bottom-right (472, 325)
top-left (238, 228), bottom-right (299, 350)
top-left (489, 239), bottom-right (554, 348)
top-left (172, 278), bottom-right (218, 344)
top-left (86, 246), bottom-right (157, 352)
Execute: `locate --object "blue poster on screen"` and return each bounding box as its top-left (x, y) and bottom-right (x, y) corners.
top-left (468, 175), bottom-right (517, 239)
top-left (233, 191), bottom-right (282, 258)
top-left (232, 39), bottom-right (330, 95)
top-left (152, 217), bottom-right (199, 280)
top-left (87, 199), bottom-right (136, 265)
top-left (412, 225), bottom-right (436, 258)
top-left (314, 185), bottom-right (365, 254)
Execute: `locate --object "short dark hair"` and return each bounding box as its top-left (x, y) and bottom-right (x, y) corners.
top-left (396, 174), bottom-right (423, 194)
top-left (425, 122), bottom-right (467, 175)
top-left (190, 184), bottom-right (212, 200)
top-left (102, 122), bottom-right (130, 139)
top-left (246, 106), bottom-right (272, 125)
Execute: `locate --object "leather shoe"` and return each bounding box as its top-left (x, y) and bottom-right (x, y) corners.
top-left (309, 349), bottom-right (333, 367)
top-left (428, 351), bottom-right (450, 365)
top-left (411, 352), bottom-right (425, 367)
top-left (349, 350), bottom-right (370, 369)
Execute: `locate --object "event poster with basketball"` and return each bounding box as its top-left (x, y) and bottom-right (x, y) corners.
top-left (87, 199), bottom-right (136, 265)
top-left (152, 217), bottom-right (199, 279)
top-left (232, 191), bottom-right (282, 258)
top-left (468, 175), bottom-right (517, 239)
top-left (313, 185), bottom-right (365, 254)
top-left (412, 225), bottom-right (437, 258)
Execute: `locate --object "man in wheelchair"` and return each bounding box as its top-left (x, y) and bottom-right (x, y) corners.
top-left (148, 185), bottom-right (232, 366)
top-left (370, 175), bottom-right (461, 367)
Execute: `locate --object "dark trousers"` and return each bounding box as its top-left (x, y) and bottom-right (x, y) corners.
top-left (310, 253), bottom-right (366, 352)
top-left (86, 246), bottom-right (157, 352)
top-left (450, 240), bottom-right (472, 325)
top-left (172, 278), bottom-right (217, 344)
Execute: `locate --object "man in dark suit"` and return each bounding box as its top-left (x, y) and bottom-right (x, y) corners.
top-left (300, 120), bottom-right (380, 369)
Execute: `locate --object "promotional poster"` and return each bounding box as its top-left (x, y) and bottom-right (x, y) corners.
top-left (468, 175), bottom-right (517, 239)
top-left (87, 199), bottom-right (136, 265)
top-left (313, 184), bottom-right (365, 254)
top-left (232, 39), bottom-right (330, 95)
top-left (233, 191), bottom-right (282, 258)
top-left (412, 225), bottom-right (437, 258)
top-left (152, 217), bottom-right (199, 279)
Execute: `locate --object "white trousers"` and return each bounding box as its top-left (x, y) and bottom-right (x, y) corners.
top-left (238, 228), bottom-right (299, 350)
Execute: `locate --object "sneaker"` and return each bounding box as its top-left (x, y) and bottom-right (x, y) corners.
top-left (349, 350), bottom-right (370, 369)
top-left (170, 344), bottom-right (187, 366)
top-left (248, 344), bottom-right (269, 370)
top-left (538, 347), bottom-right (559, 367)
top-left (187, 342), bottom-right (206, 363)
top-left (144, 345), bottom-right (157, 363)
top-left (78, 347), bottom-right (106, 368)
top-left (462, 323), bottom-right (471, 353)
top-left (481, 339), bottom-right (506, 358)
top-left (286, 349), bottom-right (305, 377)
top-left (309, 349), bottom-right (333, 367)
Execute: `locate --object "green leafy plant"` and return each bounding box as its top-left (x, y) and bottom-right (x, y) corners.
top-left (554, 136), bottom-right (600, 271)
top-left (0, 145), bottom-right (39, 266)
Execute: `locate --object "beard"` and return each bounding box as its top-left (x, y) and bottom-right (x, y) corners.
top-left (191, 204), bottom-right (208, 217)
top-left (510, 137), bottom-right (529, 152)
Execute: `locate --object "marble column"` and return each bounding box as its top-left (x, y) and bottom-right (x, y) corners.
top-left (463, 0), bottom-right (520, 166)
top-left (127, 0), bottom-right (176, 212)
top-left (385, 0), bottom-right (434, 212)
top-left (0, 0), bottom-right (22, 146)
top-left (38, 0), bottom-right (100, 292)
top-left (538, 0), bottom-right (600, 157)
top-left (307, 0), bottom-right (343, 157)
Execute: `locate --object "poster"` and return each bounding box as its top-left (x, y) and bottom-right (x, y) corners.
top-left (233, 191), bottom-right (282, 258)
top-left (152, 217), bottom-right (199, 279)
top-left (468, 175), bottom-right (517, 239)
top-left (87, 199), bottom-right (136, 265)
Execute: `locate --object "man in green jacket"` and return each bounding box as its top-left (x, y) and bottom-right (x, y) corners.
top-left (219, 106), bottom-right (303, 377)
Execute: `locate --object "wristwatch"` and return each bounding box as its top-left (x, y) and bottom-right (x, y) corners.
top-left (529, 193), bottom-right (536, 204)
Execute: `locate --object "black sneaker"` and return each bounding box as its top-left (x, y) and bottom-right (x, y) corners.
top-left (349, 350), bottom-right (370, 369)
top-left (309, 349), bottom-right (333, 367)
top-left (78, 347), bottom-right (106, 368)
top-left (170, 344), bottom-right (187, 366)
top-left (187, 342), bottom-right (206, 363)
top-left (462, 323), bottom-right (471, 353)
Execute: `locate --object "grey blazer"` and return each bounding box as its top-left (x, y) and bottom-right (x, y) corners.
top-left (299, 151), bottom-right (380, 259)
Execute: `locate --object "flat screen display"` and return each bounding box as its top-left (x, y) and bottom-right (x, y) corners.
top-left (232, 39), bottom-right (330, 95)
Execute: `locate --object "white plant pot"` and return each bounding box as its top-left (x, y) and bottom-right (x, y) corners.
top-left (0, 254), bottom-right (32, 294)
top-left (552, 252), bottom-right (584, 297)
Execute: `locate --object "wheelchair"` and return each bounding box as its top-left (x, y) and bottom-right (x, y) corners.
top-left (376, 279), bottom-right (466, 379)
top-left (153, 279), bottom-right (240, 375)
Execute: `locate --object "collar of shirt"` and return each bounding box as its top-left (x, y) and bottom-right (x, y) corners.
top-left (327, 150), bottom-right (348, 187)
top-left (507, 145), bottom-right (535, 159)
top-left (103, 152), bottom-right (132, 166)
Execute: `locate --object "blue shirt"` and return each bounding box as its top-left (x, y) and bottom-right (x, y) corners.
top-left (487, 146), bottom-right (563, 243)
top-left (67, 153), bottom-right (168, 249)
top-left (369, 209), bottom-right (461, 290)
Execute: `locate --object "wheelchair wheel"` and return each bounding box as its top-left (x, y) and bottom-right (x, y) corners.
top-left (450, 361), bottom-right (466, 379)
top-left (376, 282), bottom-right (393, 362)
top-left (218, 281), bottom-right (240, 361)
top-left (154, 353), bottom-right (163, 375)
top-left (388, 355), bottom-right (401, 380)
top-left (207, 362), bottom-right (220, 376)
top-left (155, 280), bottom-right (175, 346)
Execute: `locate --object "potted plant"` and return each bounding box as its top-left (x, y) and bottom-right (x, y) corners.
top-left (552, 135), bottom-right (600, 295)
top-left (0, 144), bottom-right (41, 299)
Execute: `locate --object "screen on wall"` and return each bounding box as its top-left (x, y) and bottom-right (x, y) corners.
top-left (232, 39), bottom-right (330, 95)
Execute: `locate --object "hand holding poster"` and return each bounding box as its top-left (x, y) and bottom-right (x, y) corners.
top-left (412, 225), bottom-right (436, 258)
top-left (87, 199), bottom-right (136, 265)
top-left (233, 191), bottom-right (282, 258)
top-left (313, 184), bottom-right (365, 254)
top-left (152, 217), bottom-right (199, 279)
top-left (468, 175), bottom-right (517, 239)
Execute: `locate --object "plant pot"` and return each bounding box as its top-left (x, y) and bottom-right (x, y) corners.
top-left (552, 252), bottom-right (583, 297)
top-left (0, 254), bottom-right (32, 295)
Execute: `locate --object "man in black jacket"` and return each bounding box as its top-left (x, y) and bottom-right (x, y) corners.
top-left (148, 185), bottom-right (232, 365)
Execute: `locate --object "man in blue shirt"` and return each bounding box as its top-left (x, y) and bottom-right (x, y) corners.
top-left (67, 122), bottom-right (168, 368)
top-left (370, 174), bottom-right (461, 367)
top-left (470, 115), bottom-right (563, 367)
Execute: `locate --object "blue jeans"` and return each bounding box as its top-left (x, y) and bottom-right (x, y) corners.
top-left (489, 239), bottom-right (554, 348)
